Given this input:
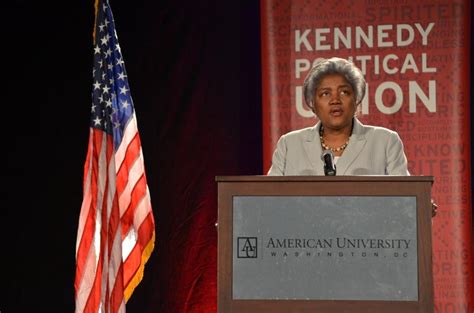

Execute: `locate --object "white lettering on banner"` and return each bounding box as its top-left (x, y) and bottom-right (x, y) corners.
top-left (292, 22), bottom-right (437, 117)
top-left (377, 25), bottom-right (393, 47)
top-left (383, 54), bottom-right (399, 74)
top-left (315, 28), bottom-right (331, 50)
top-left (360, 81), bottom-right (436, 114)
top-left (397, 24), bottom-right (414, 47)
top-left (295, 80), bottom-right (436, 116)
top-left (409, 81), bottom-right (436, 113)
top-left (294, 23), bottom-right (435, 52)
top-left (295, 86), bottom-right (314, 118)
top-left (295, 54), bottom-right (436, 77)
top-left (295, 57), bottom-right (326, 79)
top-left (295, 59), bottom-right (310, 79)
top-left (375, 82), bottom-right (404, 114)
top-left (295, 29), bottom-right (312, 51)
top-left (355, 26), bottom-right (372, 48)
top-left (334, 28), bottom-right (350, 49)
top-left (415, 23), bottom-right (435, 45)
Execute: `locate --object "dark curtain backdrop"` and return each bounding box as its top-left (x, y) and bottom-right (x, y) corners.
top-left (5, 0), bottom-right (261, 312)
top-left (2, 0), bottom-right (473, 312)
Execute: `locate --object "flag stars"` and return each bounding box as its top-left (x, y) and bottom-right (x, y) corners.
top-left (89, 4), bottom-right (135, 136)
top-left (100, 34), bottom-right (111, 45)
top-left (119, 85), bottom-right (129, 95)
top-left (93, 116), bottom-right (102, 126)
top-left (98, 24), bottom-right (105, 32)
top-left (121, 100), bottom-right (130, 109)
top-left (117, 72), bottom-right (126, 80)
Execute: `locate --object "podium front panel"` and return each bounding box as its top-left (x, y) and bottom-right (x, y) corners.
top-left (232, 196), bottom-right (418, 301)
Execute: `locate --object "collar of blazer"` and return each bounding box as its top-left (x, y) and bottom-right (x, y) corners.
top-left (303, 118), bottom-right (368, 175)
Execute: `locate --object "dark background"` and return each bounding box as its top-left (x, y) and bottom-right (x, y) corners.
top-left (2, 0), bottom-right (473, 312)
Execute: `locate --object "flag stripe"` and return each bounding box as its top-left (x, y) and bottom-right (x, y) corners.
top-left (115, 132), bottom-right (140, 197)
top-left (124, 213), bottom-right (155, 301)
top-left (123, 239), bottom-right (141, 287)
top-left (83, 250), bottom-right (103, 312)
top-left (76, 243), bottom-right (97, 312)
top-left (76, 130), bottom-right (102, 263)
top-left (110, 261), bottom-right (125, 313)
top-left (133, 187), bottom-right (152, 230)
top-left (118, 148), bottom-right (144, 217)
top-left (123, 213), bottom-right (154, 286)
top-left (115, 115), bottom-right (138, 171)
top-left (137, 212), bottom-right (155, 248)
top-left (78, 247), bottom-right (100, 313)
top-left (108, 224), bottom-right (124, 313)
top-left (77, 131), bottom-right (109, 312)
top-left (120, 180), bottom-right (152, 265)
top-left (75, 130), bottom-right (104, 291)
top-left (121, 174), bottom-right (146, 236)
top-left (101, 135), bottom-right (117, 311)
top-left (89, 130), bottom-right (110, 312)
top-left (76, 129), bottom-right (94, 253)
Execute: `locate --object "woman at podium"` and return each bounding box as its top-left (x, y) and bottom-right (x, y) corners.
top-left (267, 57), bottom-right (410, 177)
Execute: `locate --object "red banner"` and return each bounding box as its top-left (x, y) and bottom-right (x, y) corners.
top-left (261, 0), bottom-right (472, 311)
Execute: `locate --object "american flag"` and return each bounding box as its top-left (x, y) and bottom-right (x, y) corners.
top-left (75, 0), bottom-right (155, 312)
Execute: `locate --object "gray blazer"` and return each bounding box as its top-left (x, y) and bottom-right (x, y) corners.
top-left (267, 118), bottom-right (409, 176)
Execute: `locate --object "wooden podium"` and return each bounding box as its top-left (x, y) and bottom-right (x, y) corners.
top-left (217, 176), bottom-right (434, 313)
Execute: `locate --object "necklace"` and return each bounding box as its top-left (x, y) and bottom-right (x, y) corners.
top-left (319, 127), bottom-right (350, 152)
top-left (320, 136), bottom-right (349, 152)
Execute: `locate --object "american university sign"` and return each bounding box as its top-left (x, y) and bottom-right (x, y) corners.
top-left (232, 196), bottom-right (418, 301)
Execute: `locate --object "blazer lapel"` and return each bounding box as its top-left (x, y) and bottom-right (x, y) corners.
top-left (336, 118), bottom-right (367, 175)
top-left (303, 122), bottom-right (325, 175)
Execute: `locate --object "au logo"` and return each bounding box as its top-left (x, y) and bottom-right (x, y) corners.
top-left (237, 237), bottom-right (257, 258)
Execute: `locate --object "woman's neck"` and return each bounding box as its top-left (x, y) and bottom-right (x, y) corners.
top-left (321, 120), bottom-right (353, 139)
top-left (323, 127), bottom-right (351, 139)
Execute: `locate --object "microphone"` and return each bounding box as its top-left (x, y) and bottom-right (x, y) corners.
top-left (321, 150), bottom-right (336, 176)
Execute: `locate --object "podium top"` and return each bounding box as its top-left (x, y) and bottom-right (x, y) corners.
top-left (215, 175), bottom-right (434, 183)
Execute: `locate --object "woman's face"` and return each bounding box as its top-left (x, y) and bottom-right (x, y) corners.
top-left (312, 74), bottom-right (357, 132)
